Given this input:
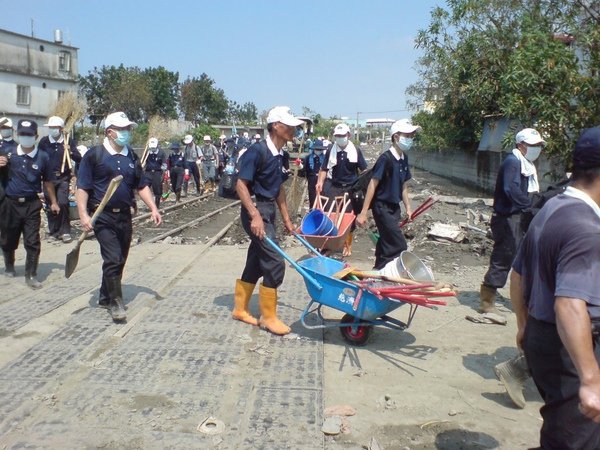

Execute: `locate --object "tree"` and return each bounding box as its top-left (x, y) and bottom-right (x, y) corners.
top-left (408, 0), bottom-right (600, 165)
top-left (79, 64), bottom-right (180, 125)
top-left (179, 74), bottom-right (229, 125)
top-left (228, 101), bottom-right (258, 125)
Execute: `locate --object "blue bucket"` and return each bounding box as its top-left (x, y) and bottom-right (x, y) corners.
top-left (301, 210), bottom-right (337, 236)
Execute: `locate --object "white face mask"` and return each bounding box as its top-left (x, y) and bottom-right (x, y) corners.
top-left (49, 128), bottom-right (61, 139)
top-left (18, 135), bottom-right (36, 148)
top-left (335, 136), bottom-right (348, 147)
top-left (525, 146), bottom-right (542, 162)
top-left (397, 136), bottom-right (414, 151)
top-left (0, 129), bottom-right (13, 139)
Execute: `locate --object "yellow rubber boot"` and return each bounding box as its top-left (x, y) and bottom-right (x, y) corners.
top-left (343, 232), bottom-right (353, 257)
top-left (232, 279), bottom-right (258, 326)
top-left (258, 284), bottom-right (291, 335)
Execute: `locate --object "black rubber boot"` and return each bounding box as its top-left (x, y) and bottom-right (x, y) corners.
top-left (3, 251), bottom-right (16, 277)
top-left (106, 276), bottom-right (126, 322)
top-left (25, 254), bottom-right (42, 289)
top-left (154, 195), bottom-right (161, 209)
top-left (98, 276), bottom-right (110, 309)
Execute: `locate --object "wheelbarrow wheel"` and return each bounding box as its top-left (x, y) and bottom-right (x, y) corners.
top-left (340, 314), bottom-right (372, 346)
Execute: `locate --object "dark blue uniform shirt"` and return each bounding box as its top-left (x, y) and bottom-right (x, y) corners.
top-left (513, 192), bottom-right (600, 323)
top-left (0, 139), bottom-right (17, 156)
top-left (238, 140), bottom-right (285, 200)
top-left (145, 150), bottom-right (166, 171)
top-left (5, 147), bottom-right (55, 197)
top-left (493, 153), bottom-right (532, 216)
top-left (168, 152), bottom-right (186, 169)
top-left (303, 153), bottom-right (322, 178)
top-left (321, 146), bottom-right (367, 186)
top-left (37, 136), bottom-right (81, 177)
top-left (372, 150), bottom-right (411, 204)
top-left (77, 145), bottom-right (149, 210)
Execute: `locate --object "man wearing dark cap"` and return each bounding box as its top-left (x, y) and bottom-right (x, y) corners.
top-left (302, 139), bottom-right (326, 208)
top-left (511, 126), bottom-right (600, 449)
top-left (0, 117), bottom-right (17, 155)
top-left (167, 142), bottom-right (186, 203)
top-left (232, 106), bottom-right (298, 335)
top-left (0, 120), bottom-right (59, 288)
top-left (76, 112), bottom-right (161, 322)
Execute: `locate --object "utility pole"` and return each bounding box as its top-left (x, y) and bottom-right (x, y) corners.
top-left (356, 111), bottom-right (360, 141)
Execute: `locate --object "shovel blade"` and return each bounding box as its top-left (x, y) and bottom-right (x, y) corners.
top-left (64, 243), bottom-right (82, 278)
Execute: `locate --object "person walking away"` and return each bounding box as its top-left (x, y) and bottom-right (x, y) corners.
top-left (76, 112), bottom-right (161, 322)
top-left (167, 142), bottom-right (186, 203)
top-left (315, 123), bottom-right (367, 256)
top-left (511, 125), bottom-right (600, 449)
top-left (0, 117), bottom-right (17, 156)
top-left (233, 106), bottom-right (298, 335)
top-left (302, 139), bottom-right (326, 209)
top-left (143, 137), bottom-right (167, 208)
top-left (38, 116), bottom-right (81, 243)
top-left (182, 134), bottom-right (202, 196)
top-left (201, 135), bottom-right (219, 192)
top-left (479, 128), bottom-right (545, 315)
top-left (356, 119), bottom-right (418, 269)
top-left (0, 120), bottom-right (59, 288)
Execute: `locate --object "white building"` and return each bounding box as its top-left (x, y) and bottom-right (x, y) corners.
top-left (0, 28), bottom-right (78, 127)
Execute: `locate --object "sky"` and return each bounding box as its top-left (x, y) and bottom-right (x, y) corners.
top-left (1, 0), bottom-right (443, 121)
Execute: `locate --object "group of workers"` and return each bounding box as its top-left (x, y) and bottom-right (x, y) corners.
top-left (2, 103), bottom-right (600, 448)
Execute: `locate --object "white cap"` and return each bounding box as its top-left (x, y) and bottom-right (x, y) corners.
top-left (390, 119), bottom-right (421, 135)
top-left (0, 117), bottom-right (12, 128)
top-left (104, 111), bottom-right (136, 129)
top-left (266, 106), bottom-right (303, 127)
top-left (323, 139), bottom-right (331, 147)
top-left (203, 135), bottom-right (211, 141)
top-left (254, 133), bottom-right (261, 139)
top-left (183, 134), bottom-right (193, 144)
top-left (148, 137), bottom-right (159, 148)
top-left (44, 116), bottom-right (65, 128)
top-left (77, 144), bottom-right (88, 156)
top-left (515, 128), bottom-right (545, 145)
top-left (333, 123), bottom-right (351, 136)
top-left (219, 134), bottom-right (226, 140)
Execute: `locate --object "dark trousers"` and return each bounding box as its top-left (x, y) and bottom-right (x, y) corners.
top-left (44, 177), bottom-right (71, 237)
top-left (0, 197), bottom-right (42, 259)
top-left (307, 175), bottom-right (318, 209)
top-left (240, 201), bottom-right (285, 288)
top-left (170, 167), bottom-right (184, 194)
top-left (145, 170), bottom-right (163, 206)
top-left (483, 213), bottom-right (523, 288)
top-left (524, 316), bottom-right (600, 450)
top-left (372, 200), bottom-right (407, 270)
top-left (94, 210), bottom-right (132, 303)
top-left (183, 161), bottom-right (201, 193)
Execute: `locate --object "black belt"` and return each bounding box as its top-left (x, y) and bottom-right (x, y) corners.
top-left (91, 204), bottom-right (130, 214)
top-left (255, 195), bottom-right (275, 202)
top-left (331, 181), bottom-right (353, 189)
top-left (7, 195), bottom-right (38, 203)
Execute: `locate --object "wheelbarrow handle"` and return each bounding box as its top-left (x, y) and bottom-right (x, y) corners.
top-left (264, 236), bottom-right (323, 292)
top-left (292, 232), bottom-right (325, 257)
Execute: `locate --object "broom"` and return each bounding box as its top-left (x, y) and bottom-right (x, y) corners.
top-left (52, 92), bottom-right (86, 173)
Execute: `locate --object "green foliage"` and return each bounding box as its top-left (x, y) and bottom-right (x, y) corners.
top-left (179, 74), bottom-right (229, 125)
top-left (408, 0), bottom-right (600, 165)
top-left (228, 101), bottom-right (258, 125)
top-left (187, 124), bottom-right (220, 144)
top-left (311, 114), bottom-right (340, 138)
top-left (78, 64), bottom-right (179, 124)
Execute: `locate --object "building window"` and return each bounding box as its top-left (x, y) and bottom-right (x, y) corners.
top-left (58, 51), bottom-right (71, 72)
top-left (58, 90), bottom-right (67, 100)
top-left (16, 85), bottom-right (30, 106)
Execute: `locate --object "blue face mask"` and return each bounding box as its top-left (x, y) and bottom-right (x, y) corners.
top-left (113, 130), bottom-right (131, 146)
top-left (295, 128), bottom-right (305, 139)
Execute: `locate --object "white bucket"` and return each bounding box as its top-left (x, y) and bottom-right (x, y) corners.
top-left (379, 251), bottom-right (435, 281)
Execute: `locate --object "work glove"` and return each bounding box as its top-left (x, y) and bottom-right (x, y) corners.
top-left (184, 174), bottom-right (191, 182)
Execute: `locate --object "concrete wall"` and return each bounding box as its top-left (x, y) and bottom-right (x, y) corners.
top-left (410, 148), bottom-right (562, 195)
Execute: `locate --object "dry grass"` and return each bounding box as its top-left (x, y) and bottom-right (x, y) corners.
top-left (148, 116), bottom-right (171, 142)
top-left (51, 92), bottom-right (86, 134)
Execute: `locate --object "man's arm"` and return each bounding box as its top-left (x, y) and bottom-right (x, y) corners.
top-left (510, 269), bottom-right (528, 349)
top-left (356, 178), bottom-right (379, 227)
top-left (401, 182), bottom-right (412, 220)
top-left (555, 297), bottom-right (600, 422)
top-left (75, 188), bottom-right (92, 232)
top-left (43, 181), bottom-right (60, 214)
top-left (236, 178), bottom-right (265, 239)
top-left (137, 186), bottom-right (162, 225)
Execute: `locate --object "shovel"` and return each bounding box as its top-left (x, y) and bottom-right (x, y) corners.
top-left (65, 175), bottom-right (123, 278)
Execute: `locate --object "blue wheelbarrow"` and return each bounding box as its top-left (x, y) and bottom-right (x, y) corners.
top-left (266, 233), bottom-right (425, 346)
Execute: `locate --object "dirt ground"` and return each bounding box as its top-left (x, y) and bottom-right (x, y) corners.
top-left (134, 147), bottom-right (544, 449)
